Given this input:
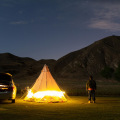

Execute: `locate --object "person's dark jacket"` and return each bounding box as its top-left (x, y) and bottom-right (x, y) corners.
top-left (86, 79), bottom-right (96, 91)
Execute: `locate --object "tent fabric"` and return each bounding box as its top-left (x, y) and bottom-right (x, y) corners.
top-left (31, 65), bottom-right (61, 93)
top-left (24, 64), bottom-right (67, 102)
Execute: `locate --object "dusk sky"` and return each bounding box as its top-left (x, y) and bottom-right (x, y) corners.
top-left (0, 0), bottom-right (120, 60)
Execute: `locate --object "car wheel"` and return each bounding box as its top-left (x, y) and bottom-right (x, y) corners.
top-left (12, 99), bottom-right (15, 103)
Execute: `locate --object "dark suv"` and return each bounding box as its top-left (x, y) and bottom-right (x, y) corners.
top-left (0, 73), bottom-right (17, 103)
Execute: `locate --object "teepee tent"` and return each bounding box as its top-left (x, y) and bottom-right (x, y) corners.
top-left (24, 64), bottom-right (67, 102)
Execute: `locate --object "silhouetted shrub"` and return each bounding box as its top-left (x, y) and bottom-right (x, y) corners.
top-left (114, 64), bottom-right (120, 81)
top-left (101, 66), bottom-right (114, 79)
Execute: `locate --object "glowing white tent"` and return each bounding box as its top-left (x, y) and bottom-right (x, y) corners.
top-left (24, 64), bottom-right (67, 102)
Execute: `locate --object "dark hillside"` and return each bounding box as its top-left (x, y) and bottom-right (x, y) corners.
top-left (54, 36), bottom-right (120, 79)
top-left (0, 53), bottom-right (56, 83)
top-left (0, 53), bottom-right (36, 75)
top-left (1, 36), bottom-right (120, 82)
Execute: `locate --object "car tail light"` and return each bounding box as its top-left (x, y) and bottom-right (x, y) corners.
top-left (8, 86), bottom-right (14, 91)
top-left (8, 84), bottom-right (14, 91)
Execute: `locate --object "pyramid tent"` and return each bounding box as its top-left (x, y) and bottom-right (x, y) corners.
top-left (24, 64), bottom-right (67, 102)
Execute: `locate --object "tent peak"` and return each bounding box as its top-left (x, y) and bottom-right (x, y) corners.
top-left (42, 64), bottom-right (49, 72)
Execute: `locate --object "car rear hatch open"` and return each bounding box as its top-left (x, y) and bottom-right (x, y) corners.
top-left (0, 73), bottom-right (12, 93)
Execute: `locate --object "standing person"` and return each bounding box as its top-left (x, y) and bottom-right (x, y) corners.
top-left (86, 75), bottom-right (96, 103)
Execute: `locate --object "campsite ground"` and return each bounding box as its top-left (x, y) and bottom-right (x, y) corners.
top-left (0, 96), bottom-right (120, 120)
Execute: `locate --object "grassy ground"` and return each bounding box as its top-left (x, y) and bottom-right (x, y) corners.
top-left (0, 96), bottom-right (120, 120)
top-left (16, 78), bottom-right (120, 96)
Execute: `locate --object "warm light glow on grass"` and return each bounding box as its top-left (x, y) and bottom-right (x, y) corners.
top-left (25, 89), bottom-right (67, 102)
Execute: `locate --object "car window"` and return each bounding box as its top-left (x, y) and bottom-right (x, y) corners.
top-left (0, 74), bottom-right (12, 85)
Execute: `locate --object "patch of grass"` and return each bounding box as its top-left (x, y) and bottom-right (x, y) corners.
top-left (59, 80), bottom-right (120, 96)
top-left (0, 96), bottom-right (120, 120)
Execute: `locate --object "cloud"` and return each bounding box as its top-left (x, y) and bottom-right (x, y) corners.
top-left (88, 3), bottom-right (120, 31)
top-left (89, 19), bottom-right (120, 31)
top-left (10, 21), bottom-right (28, 25)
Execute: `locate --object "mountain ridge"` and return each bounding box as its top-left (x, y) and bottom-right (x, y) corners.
top-left (54, 35), bottom-right (120, 78)
top-left (0, 35), bottom-right (120, 81)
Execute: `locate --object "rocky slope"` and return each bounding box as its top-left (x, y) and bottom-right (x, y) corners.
top-left (54, 35), bottom-right (120, 79)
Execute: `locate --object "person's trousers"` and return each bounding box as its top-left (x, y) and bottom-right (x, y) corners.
top-left (88, 90), bottom-right (95, 101)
